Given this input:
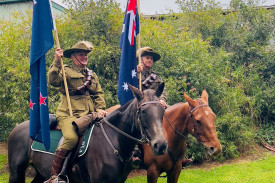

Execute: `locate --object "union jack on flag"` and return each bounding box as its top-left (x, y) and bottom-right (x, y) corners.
top-left (118, 0), bottom-right (139, 105)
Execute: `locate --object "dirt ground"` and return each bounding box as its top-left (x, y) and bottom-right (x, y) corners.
top-left (1, 142), bottom-right (274, 178)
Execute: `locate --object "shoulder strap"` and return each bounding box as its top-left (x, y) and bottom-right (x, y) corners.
top-left (142, 73), bottom-right (157, 89)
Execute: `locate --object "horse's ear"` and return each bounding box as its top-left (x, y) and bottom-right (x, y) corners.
top-left (156, 82), bottom-right (164, 97)
top-left (184, 93), bottom-right (196, 108)
top-left (129, 84), bottom-right (143, 101)
top-left (201, 89), bottom-right (208, 104)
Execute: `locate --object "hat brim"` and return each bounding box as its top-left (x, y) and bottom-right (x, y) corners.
top-left (141, 51), bottom-right (161, 62)
top-left (63, 48), bottom-right (92, 58)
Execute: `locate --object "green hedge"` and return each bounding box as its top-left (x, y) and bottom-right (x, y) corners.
top-left (0, 0), bottom-right (274, 162)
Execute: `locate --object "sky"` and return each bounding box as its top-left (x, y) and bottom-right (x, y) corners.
top-left (54, 0), bottom-right (275, 15)
top-left (114, 0), bottom-right (275, 15)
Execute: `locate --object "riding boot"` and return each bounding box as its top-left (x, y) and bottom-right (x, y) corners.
top-left (44, 148), bottom-right (70, 183)
top-left (182, 158), bottom-right (193, 168)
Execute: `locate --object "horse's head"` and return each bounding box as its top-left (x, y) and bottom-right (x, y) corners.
top-left (129, 83), bottom-right (167, 156)
top-left (184, 90), bottom-right (222, 156)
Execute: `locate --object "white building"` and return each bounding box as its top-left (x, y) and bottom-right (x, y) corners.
top-left (0, 0), bottom-right (66, 20)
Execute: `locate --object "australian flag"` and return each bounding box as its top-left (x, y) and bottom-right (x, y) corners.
top-left (29, 0), bottom-right (54, 150)
top-left (118, 0), bottom-right (139, 105)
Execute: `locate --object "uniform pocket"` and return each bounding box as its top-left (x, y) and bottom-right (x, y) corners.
top-left (69, 73), bottom-right (85, 89)
top-left (70, 95), bottom-right (87, 111)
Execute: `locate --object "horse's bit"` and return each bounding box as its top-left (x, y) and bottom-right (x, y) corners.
top-left (97, 101), bottom-right (163, 162)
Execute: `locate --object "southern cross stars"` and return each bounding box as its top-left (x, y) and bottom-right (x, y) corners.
top-left (122, 69), bottom-right (136, 91)
top-left (131, 69), bottom-right (137, 78)
top-left (29, 100), bottom-right (36, 110)
top-left (122, 82), bottom-right (129, 91)
top-left (29, 93), bottom-right (47, 110)
top-left (39, 94), bottom-right (47, 106)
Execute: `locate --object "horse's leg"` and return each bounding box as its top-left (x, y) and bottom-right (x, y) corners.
top-left (8, 121), bottom-right (31, 183)
top-left (120, 160), bottom-right (133, 183)
top-left (31, 173), bottom-right (45, 183)
top-left (147, 165), bottom-right (160, 183)
top-left (8, 163), bottom-right (28, 183)
top-left (166, 164), bottom-right (182, 183)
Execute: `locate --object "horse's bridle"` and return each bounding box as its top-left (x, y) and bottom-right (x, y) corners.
top-left (164, 100), bottom-right (208, 140)
top-left (97, 100), bottom-right (162, 162)
top-left (164, 101), bottom-right (208, 167)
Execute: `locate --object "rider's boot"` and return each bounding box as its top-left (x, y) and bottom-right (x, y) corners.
top-left (44, 148), bottom-right (70, 183)
top-left (182, 158), bottom-right (193, 167)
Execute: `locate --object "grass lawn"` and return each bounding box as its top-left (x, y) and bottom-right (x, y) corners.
top-left (126, 154), bottom-right (275, 183)
top-left (0, 153), bottom-right (274, 183)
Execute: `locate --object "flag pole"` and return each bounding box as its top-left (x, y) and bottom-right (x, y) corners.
top-left (137, 0), bottom-right (142, 91)
top-left (49, 0), bottom-right (73, 117)
top-left (53, 32), bottom-right (73, 117)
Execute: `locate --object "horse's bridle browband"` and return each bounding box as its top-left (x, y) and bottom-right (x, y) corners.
top-left (97, 101), bottom-right (162, 162)
top-left (189, 104), bottom-right (208, 114)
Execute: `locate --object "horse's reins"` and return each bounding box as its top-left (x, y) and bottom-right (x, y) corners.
top-left (97, 101), bottom-right (162, 162)
top-left (164, 101), bottom-right (208, 168)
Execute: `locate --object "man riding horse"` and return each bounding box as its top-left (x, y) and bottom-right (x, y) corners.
top-left (134, 47), bottom-right (192, 167)
top-left (45, 41), bottom-right (108, 183)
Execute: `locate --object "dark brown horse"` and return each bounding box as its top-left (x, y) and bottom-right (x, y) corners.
top-left (8, 85), bottom-right (168, 183)
top-left (140, 90), bottom-right (222, 183)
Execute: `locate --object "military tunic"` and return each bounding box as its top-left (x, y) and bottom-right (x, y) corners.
top-left (48, 59), bottom-right (106, 150)
top-left (140, 69), bottom-right (167, 102)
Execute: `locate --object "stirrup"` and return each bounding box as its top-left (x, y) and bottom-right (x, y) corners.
top-left (131, 157), bottom-right (141, 169)
top-left (58, 174), bottom-right (69, 183)
top-left (49, 175), bottom-right (69, 183)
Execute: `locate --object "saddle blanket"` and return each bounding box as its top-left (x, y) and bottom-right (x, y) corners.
top-left (31, 125), bottom-right (94, 157)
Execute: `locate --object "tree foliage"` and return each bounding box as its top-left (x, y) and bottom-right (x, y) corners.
top-left (0, 0), bottom-right (274, 162)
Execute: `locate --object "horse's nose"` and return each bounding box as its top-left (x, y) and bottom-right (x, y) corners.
top-left (152, 140), bottom-right (167, 155)
top-left (208, 145), bottom-right (222, 156)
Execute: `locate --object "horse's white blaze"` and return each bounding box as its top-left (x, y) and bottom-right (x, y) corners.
top-left (205, 110), bottom-right (209, 116)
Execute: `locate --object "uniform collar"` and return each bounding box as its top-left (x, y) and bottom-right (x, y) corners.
top-left (72, 64), bottom-right (86, 72)
top-left (142, 68), bottom-right (152, 75)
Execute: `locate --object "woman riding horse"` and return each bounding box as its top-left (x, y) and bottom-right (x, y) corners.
top-left (8, 85), bottom-right (168, 183)
top-left (45, 41), bottom-right (108, 183)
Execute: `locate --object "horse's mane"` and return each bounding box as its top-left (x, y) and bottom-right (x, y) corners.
top-left (166, 102), bottom-right (188, 114)
top-left (105, 98), bottom-right (137, 122)
top-left (118, 99), bottom-right (136, 112)
top-left (106, 89), bottom-right (158, 120)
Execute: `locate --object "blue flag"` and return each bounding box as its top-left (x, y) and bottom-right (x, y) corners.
top-left (118, 0), bottom-right (139, 105)
top-left (29, 0), bottom-right (54, 150)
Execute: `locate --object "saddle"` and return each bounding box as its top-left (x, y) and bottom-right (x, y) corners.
top-left (32, 114), bottom-right (94, 157)
top-left (32, 114), bottom-right (95, 182)
top-left (49, 114), bottom-right (59, 130)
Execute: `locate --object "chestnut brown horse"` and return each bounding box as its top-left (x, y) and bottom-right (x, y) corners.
top-left (141, 90), bottom-right (222, 183)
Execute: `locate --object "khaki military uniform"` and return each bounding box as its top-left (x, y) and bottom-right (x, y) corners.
top-left (48, 59), bottom-right (106, 150)
top-left (140, 69), bottom-right (167, 102)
